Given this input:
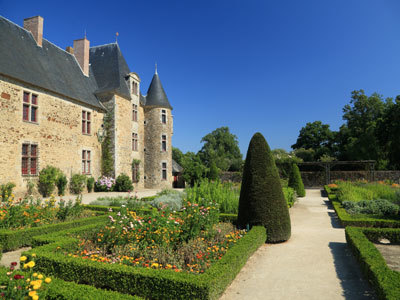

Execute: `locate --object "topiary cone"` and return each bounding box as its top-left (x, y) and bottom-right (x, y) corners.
top-left (237, 132), bottom-right (291, 243)
top-left (288, 163), bottom-right (305, 197)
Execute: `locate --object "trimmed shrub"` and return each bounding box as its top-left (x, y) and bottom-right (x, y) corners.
top-left (87, 177), bottom-right (95, 193)
top-left (70, 174), bottom-right (87, 194)
top-left (288, 163), bottom-right (305, 197)
top-left (38, 166), bottom-right (61, 197)
top-left (115, 173), bottom-right (133, 192)
top-left (56, 173), bottom-right (68, 196)
top-left (237, 132), bottom-right (291, 243)
top-left (95, 176), bottom-right (116, 192)
top-left (346, 227), bottom-right (400, 300)
top-left (342, 199), bottom-right (399, 217)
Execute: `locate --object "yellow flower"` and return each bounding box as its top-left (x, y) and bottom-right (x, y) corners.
top-left (33, 284), bottom-right (40, 290)
top-left (45, 277), bottom-right (51, 283)
top-left (27, 261), bottom-right (35, 268)
top-left (23, 263), bottom-right (28, 269)
top-left (37, 274), bottom-right (43, 279)
top-left (20, 256), bottom-right (27, 262)
top-left (33, 273), bottom-right (38, 277)
top-left (32, 295), bottom-right (39, 300)
top-left (29, 290), bottom-right (37, 297)
top-left (32, 253), bottom-right (36, 257)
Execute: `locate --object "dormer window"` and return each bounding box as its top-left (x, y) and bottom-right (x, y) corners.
top-left (132, 81), bottom-right (138, 95)
top-left (161, 109), bottom-right (166, 124)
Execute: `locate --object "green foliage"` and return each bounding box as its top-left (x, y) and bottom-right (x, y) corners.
top-left (0, 214), bottom-right (107, 251)
top-left (292, 148), bottom-right (315, 162)
top-left (70, 174), bottom-right (87, 194)
top-left (101, 109), bottom-right (114, 177)
top-left (199, 127), bottom-right (243, 171)
top-left (283, 187), bottom-right (296, 208)
top-left (115, 173), bottom-right (133, 192)
top-left (342, 199), bottom-right (399, 218)
top-left (345, 227), bottom-right (400, 300)
top-left (38, 166), bottom-right (62, 197)
top-left (56, 197), bottom-right (85, 222)
top-left (207, 161), bottom-right (220, 180)
top-left (288, 164), bottom-right (305, 197)
top-left (172, 147), bottom-right (184, 165)
top-left (150, 192), bottom-right (184, 211)
top-left (238, 132), bottom-right (291, 242)
top-left (0, 182), bottom-right (15, 202)
top-left (56, 173), bottom-right (68, 196)
top-left (24, 223), bottom-right (266, 300)
top-left (292, 121), bottom-right (335, 160)
top-left (180, 152), bottom-right (207, 186)
top-left (186, 179), bottom-right (240, 214)
top-left (86, 177), bottom-right (95, 193)
top-left (272, 148), bottom-right (302, 179)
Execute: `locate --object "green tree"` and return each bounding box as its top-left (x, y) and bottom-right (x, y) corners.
top-left (288, 164), bottom-right (305, 197)
top-left (293, 148), bottom-right (315, 162)
top-left (199, 127), bottom-right (242, 171)
top-left (339, 90), bottom-right (389, 168)
top-left (237, 133), bottom-right (291, 243)
top-left (377, 96), bottom-right (400, 169)
top-left (272, 148), bottom-right (302, 179)
top-left (181, 152), bottom-right (207, 186)
top-left (292, 121), bottom-right (335, 160)
top-left (208, 160), bottom-right (220, 180)
top-left (172, 147), bottom-right (184, 165)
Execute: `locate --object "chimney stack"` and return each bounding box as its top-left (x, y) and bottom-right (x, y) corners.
top-left (73, 38), bottom-right (90, 76)
top-left (66, 46), bottom-right (74, 54)
top-left (23, 16), bottom-right (44, 47)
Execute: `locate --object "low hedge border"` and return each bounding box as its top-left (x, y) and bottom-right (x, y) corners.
top-left (84, 204), bottom-right (238, 223)
top-left (324, 186), bottom-right (400, 228)
top-left (0, 266), bottom-right (141, 300)
top-left (24, 225), bottom-right (266, 299)
top-left (345, 227), bottom-right (400, 300)
top-left (0, 214), bottom-right (108, 251)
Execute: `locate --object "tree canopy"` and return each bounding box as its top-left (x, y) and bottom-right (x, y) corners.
top-left (199, 127), bottom-right (242, 171)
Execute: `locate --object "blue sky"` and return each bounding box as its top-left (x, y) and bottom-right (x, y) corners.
top-left (3, 0), bottom-right (400, 156)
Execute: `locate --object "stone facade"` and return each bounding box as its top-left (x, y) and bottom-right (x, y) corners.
top-left (0, 74), bottom-right (103, 195)
top-left (0, 15), bottom-right (175, 196)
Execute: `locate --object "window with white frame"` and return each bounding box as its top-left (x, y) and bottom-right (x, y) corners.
top-left (161, 109), bottom-right (167, 124)
top-left (22, 143), bottom-right (38, 175)
top-left (23, 91), bottom-right (38, 123)
top-left (82, 150), bottom-right (91, 174)
top-left (161, 134), bottom-right (167, 152)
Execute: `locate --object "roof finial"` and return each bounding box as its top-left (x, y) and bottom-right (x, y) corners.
top-left (155, 62), bottom-right (158, 75)
top-left (84, 29), bottom-right (87, 39)
top-left (115, 32), bottom-right (119, 43)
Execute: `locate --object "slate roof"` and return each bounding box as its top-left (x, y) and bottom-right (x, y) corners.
top-left (0, 16), bottom-right (103, 109)
top-left (172, 159), bottom-right (183, 173)
top-left (145, 73), bottom-right (172, 109)
top-left (89, 43), bottom-right (131, 99)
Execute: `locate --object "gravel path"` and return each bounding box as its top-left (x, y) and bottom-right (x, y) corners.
top-left (220, 189), bottom-right (376, 300)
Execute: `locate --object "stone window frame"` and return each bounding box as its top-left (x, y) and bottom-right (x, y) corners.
top-left (82, 110), bottom-right (91, 135)
top-left (132, 104), bottom-right (138, 122)
top-left (161, 134), bottom-right (167, 152)
top-left (132, 132), bottom-right (138, 152)
top-left (132, 81), bottom-right (138, 96)
top-left (82, 149), bottom-right (91, 175)
top-left (132, 162), bottom-right (139, 183)
top-left (22, 142), bottom-right (39, 176)
top-left (22, 91), bottom-right (39, 124)
top-left (161, 161), bottom-right (167, 181)
top-left (161, 109), bottom-right (167, 124)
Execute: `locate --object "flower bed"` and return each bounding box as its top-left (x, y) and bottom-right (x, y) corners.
top-left (23, 208), bottom-right (266, 299)
top-left (68, 204), bottom-right (244, 274)
top-left (345, 227), bottom-right (400, 300)
top-left (325, 185), bottom-right (400, 228)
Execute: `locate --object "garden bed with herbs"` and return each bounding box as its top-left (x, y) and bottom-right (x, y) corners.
top-left (325, 181), bottom-right (400, 228)
top-left (22, 198), bottom-right (266, 299)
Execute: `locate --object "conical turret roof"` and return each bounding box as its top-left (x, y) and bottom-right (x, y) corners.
top-left (145, 72), bottom-right (172, 109)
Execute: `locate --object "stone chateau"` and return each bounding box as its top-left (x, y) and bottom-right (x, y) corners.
top-left (0, 15), bottom-right (180, 195)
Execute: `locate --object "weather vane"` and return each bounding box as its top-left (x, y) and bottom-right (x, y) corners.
top-left (116, 32), bottom-right (119, 43)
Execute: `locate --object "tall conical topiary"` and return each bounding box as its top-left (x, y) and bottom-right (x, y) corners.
top-left (237, 133), bottom-right (291, 243)
top-left (288, 163), bottom-right (305, 197)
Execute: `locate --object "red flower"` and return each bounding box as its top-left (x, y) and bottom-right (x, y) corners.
top-left (13, 274), bottom-right (24, 280)
top-left (10, 262), bottom-right (17, 266)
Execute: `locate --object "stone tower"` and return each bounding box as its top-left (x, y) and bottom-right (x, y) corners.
top-left (143, 69), bottom-right (173, 188)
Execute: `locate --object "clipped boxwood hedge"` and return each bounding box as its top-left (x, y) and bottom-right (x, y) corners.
top-left (0, 214), bottom-right (107, 251)
top-left (345, 227), bottom-right (400, 300)
top-left (24, 225), bottom-right (266, 299)
top-left (324, 186), bottom-right (400, 228)
top-left (0, 266), bottom-right (141, 300)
